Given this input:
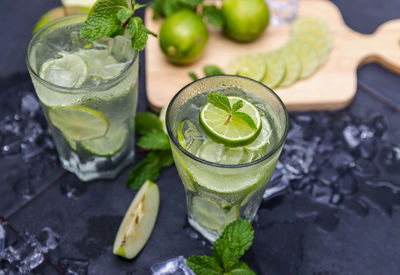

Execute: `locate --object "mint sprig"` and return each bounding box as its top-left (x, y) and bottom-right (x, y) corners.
top-left (126, 112), bottom-right (173, 190)
top-left (189, 65), bottom-right (224, 81)
top-left (187, 220), bottom-right (255, 275)
top-left (80, 0), bottom-right (156, 51)
top-left (207, 93), bottom-right (257, 130)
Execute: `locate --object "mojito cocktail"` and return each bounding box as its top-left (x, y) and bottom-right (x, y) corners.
top-left (26, 15), bottom-right (138, 181)
top-left (166, 76), bottom-right (288, 242)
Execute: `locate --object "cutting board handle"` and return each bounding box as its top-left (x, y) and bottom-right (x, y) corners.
top-left (361, 19), bottom-right (400, 74)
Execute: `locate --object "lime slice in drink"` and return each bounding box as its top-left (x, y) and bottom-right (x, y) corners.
top-left (199, 96), bottom-right (262, 147)
top-left (261, 52), bottom-right (286, 88)
top-left (39, 53), bottom-right (88, 88)
top-left (287, 38), bottom-right (319, 79)
top-left (226, 55), bottom-right (267, 81)
top-left (277, 47), bottom-right (302, 87)
top-left (81, 126), bottom-right (128, 157)
top-left (63, 134), bottom-right (77, 152)
top-left (77, 49), bottom-right (128, 81)
top-left (159, 103), bottom-right (169, 134)
top-left (294, 32), bottom-right (331, 66)
top-left (244, 116), bottom-right (272, 151)
top-left (191, 196), bottom-right (239, 234)
top-left (48, 106), bottom-right (109, 141)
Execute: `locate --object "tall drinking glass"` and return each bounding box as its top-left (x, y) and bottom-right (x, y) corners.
top-left (166, 75), bottom-right (289, 242)
top-left (26, 15), bottom-right (138, 181)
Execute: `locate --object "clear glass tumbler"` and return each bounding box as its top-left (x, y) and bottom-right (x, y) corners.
top-left (166, 76), bottom-right (289, 242)
top-left (26, 15), bottom-right (138, 181)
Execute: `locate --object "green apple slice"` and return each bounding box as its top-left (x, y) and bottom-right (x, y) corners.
top-left (113, 180), bottom-right (160, 259)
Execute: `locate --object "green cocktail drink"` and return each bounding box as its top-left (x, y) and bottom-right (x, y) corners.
top-left (166, 76), bottom-right (288, 242)
top-left (26, 15), bottom-right (138, 181)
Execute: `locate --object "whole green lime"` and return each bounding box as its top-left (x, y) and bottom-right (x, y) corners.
top-left (222, 0), bottom-right (270, 42)
top-left (159, 10), bottom-right (209, 65)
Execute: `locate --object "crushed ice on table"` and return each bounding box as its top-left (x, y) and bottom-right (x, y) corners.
top-left (58, 257), bottom-right (89, 275)
top-left (262, 110), bottom-right (400, 232)
top-left (0, 91), bottom-right (58, 200)
top-left (151, 256), bottom-right (194, 275)
top-left (1, 227), bottom-right (59, 273)
top-left (60, 180), bottom-right (88, 200)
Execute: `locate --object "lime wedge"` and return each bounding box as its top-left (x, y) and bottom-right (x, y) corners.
top-left (294, 32), bottom-right (331, 66)
top-left (199, 96), bottom-right (262, 147)
top-left (191, 196), bottom-right (239, 234)
top-left (77, 49), bottom-right (128, 81)
top-left (244, 116), bottom-right (272, 151)
top-left (81, 126), bottom-right (128, 157)
top-left (48, 106), bottom-right (109, 141)
top-left (226, 55), bottom-right (267, 81)
top-left (261, 52), bottom-right (286, 88)
top-left (39, 53), bottom-right (87, 88)
top-left (287, 38), bottom-right (319, 79)
top-left (277, 47), bottom-right (302, 87)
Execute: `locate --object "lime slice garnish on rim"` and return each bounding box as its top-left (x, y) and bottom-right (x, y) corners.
top-left (48, 106), bottom-right (109, 141)
top-left (226, 55), bottom-right (267, 81)
top-left (287, 38), bottom-right (319, 79)
top-left (199, 96), bottom-right (262, 147)
top-left (277, 47), bottom-right (301, 87)
top-left (261, 52), bottom-right (286, 88)
top-left (81, 126), bottom-right (128, 157)
top-left (40, 53), bottom-right (88, 88)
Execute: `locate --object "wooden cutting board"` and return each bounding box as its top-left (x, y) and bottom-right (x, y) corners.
top-left (145, 0), bottom-right (400, 112)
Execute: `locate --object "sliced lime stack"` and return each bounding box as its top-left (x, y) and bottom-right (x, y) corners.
top-left (40, 53), bottom-right (88, 88)
top-left (48, 106), bottom-right (109, 141)
top-left (226, 55), bottom-right (267, 81)
top-left (287, 38), bottom-right (319, 79)
top-left (81, 126), bottom-right (128, 157)
top-left (261, 52), bottom-right (286, 88)
top-left (191, 196), bottom-right (239, 234)
top-left (199, 96), bottom-right (262, 147)
top-left (278, 47), bottom-right (302, 87)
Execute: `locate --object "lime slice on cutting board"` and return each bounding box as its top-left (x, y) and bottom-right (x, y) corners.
top-left (294, 32), bottom-right (331, 66)
top-left (199, 96), bottom-right (262, 147)
top-left (191, 196), bottom-right (239, 234)
top-left (293, 17), bottom-right (332, 46)
top-left (277, 47), bottom-right (302, 87)
top-left (287, 38), bottom-right (319, 79)
top-left (226, 55), bottom-right (267, 81)
top-left (113, 180), bottom-right (160, 259)
top-left (81, 126), bottom-right (128, 157)
top-left (261, 52), bottom-right (286, 88)
top-left (48, 106), bottom-right (109, 141)
top-left (40, 53), bottom-right (88, 88)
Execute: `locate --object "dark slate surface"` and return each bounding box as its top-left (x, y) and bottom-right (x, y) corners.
top-left (1, 0), bottom-right (400, 274)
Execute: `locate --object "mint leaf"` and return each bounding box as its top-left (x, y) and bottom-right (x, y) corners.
top-left (128, 17), bottom-right (150, 51)
top-left (202, 5), bottom-right (224, 30)
top-left (189, 72), bottom-right (199, 81)
top-left (204, 65), bottom-right (224, 77)
top-left (126, 150), bottom-right (173, 190)
top-left (231, 100), bottom-right (243, 113)
top-left (212, 220), bottom-right (254, 271)
top-left (186, 256), bottom-right (223, 275)
top-left (80, 0), bottom-right (129, 41)
top-left (232, 112), bottom-right (257, 130)
top-left (117, 7), bottom-right (134, 23)
top-left (207, 93), bottom-right (231, 113)
top-left (151, 0), bottom-right (202, 18)
top-left (227, 262), bottom-right (255, 275)
top-left (137, 131), bottom-right (170, 150)
top-left (135, 112), bottom-right (163, 135)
